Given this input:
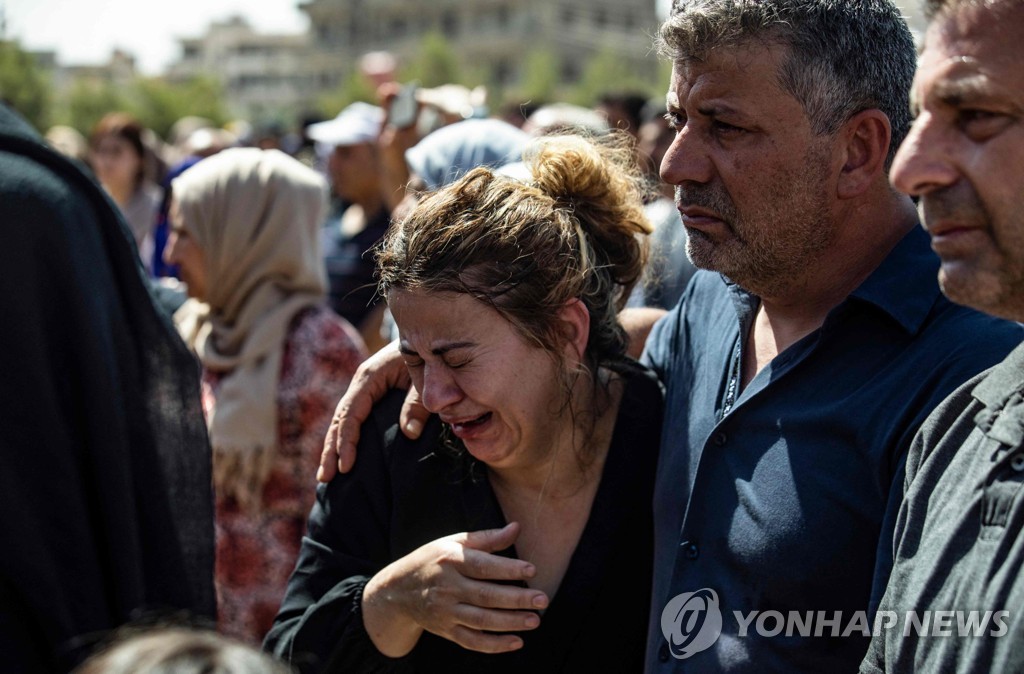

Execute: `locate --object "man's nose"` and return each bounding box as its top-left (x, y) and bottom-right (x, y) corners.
top-left (660, 124), bottom-right (714, 186)
top-left (890, 114), bottom-right (960, 197)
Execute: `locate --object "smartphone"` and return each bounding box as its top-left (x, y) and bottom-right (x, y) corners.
top-left (389, 82), bottom-right (419, 129)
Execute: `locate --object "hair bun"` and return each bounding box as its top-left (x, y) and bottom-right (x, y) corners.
top-left (526, 133), bottom-right (653, 297)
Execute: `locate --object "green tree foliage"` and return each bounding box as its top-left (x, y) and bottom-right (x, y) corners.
top-left (316, 69), bottom-right (376, 118)
top-left (517, 48), bottom-right (560, 104)
top-left (570, 47), bottom-right (661, 107)
top-left (130, 76), bottom-right (227, 140)
top-left (62, 79), bottom-right (127, 137)
top-left (53, 76), bottom-right (227, 142)
top-left (0, 40), bottom-right (52, 131)
top-left (402, 32), bottom-right (461, 88)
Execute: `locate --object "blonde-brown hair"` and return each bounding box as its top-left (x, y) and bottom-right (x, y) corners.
top-left (74, 627), bottom-right (290, 674)
top-left (377, 132), bottom-right (652, 370)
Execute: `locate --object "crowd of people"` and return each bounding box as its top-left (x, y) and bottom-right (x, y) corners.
top-left (2, 0), bottom-right (1024, 671)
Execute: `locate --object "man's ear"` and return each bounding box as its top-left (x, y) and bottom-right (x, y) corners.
top-left (837, 108), bottom-right (891, 199)
top-left (557, 298), bottom-right (591, 363)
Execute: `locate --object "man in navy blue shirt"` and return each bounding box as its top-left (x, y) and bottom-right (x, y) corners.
top-left (643, 0), bottom-right (1021, 671)
top-left (316, 2), bottom-right (1022, 671)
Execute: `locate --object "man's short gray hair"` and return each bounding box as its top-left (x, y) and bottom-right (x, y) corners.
top-left (657, 0), bottom-right (916, 168)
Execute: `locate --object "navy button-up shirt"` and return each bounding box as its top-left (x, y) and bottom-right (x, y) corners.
top-left (642, 226), bottom-right (1023, 672)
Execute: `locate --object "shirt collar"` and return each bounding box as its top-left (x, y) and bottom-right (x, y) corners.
top-left (723, 225), bottom-right (941, 335)
top-left (846, 225), bottom-right (941, 335)
top-left (973, 341), bottom-right (1024, 409)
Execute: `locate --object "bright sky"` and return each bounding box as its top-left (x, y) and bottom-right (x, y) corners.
top-left (2, 0), bottom-right (310, 75)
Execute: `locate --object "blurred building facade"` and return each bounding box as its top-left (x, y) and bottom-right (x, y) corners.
top-left (166, 16), bottom-right (314, 124)
top-left (299, 0), bottom-right (663, 93)
top-left (10, 1), bottom-right (928, 132)
top-left (20, 48), bottom-right (137, 98)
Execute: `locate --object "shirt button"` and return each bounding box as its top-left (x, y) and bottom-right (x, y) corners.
top-left (713, 432), bottom-right (727, 446)
top-left (685, 542), bottom-right (699, 559)
top-left (659, 643), bottom-right (670, 662)
top-left (1012, 453), bottom-right (1024, 472)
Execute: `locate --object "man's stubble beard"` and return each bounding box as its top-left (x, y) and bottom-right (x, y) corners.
top-left (680, 144), bottom-right (836, 299)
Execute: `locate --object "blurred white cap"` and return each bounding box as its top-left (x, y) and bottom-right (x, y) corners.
top-left (306, 102), bottom-right (384, 147)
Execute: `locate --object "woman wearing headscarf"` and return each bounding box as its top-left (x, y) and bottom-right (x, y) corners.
top-left (402, 117), bottom-right (528, 193)
top-left (165, 148), bottom-right (367, 644)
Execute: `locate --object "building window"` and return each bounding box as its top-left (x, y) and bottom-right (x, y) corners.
top-left (494, 59), bottom-right (511, 85)
top-left (442, 10), bottom-right (459, 37)
top-left (562, 60), bottom-right (580, 82)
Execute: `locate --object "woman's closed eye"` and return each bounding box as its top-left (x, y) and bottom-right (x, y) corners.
top-left (402, 356), bottom-right (425, 370)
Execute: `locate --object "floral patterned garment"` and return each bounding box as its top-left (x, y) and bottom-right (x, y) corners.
top-left (201, 305), bottom-right (367, 644)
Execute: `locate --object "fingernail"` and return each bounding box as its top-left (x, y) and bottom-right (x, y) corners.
top-left (525, 614), bottom-right (540, 628)
top-left (406, 419), bottom-right (423, 437)
top-left (315, 467), bottom-right (324, 482)
top-left (522, 564), bottom-right (536, 578)
top-left (533, 594), bottom-right (548, 608)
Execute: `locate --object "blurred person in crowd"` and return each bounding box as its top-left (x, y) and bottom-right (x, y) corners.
top-left (152, 158), bottom-right (200, 280)
top-left (0, 103), bottom-right (215, 672)
top-left (403, 117), bottom-right (528, 194)
top-left (373, 82), bottom-right (490, 209)
top-left (292, 115), bottom-right (325, 169)
top-left (164, 148), bottom-right (367, 644)
top-left (225, 120), bottom-right (255, 148)
top-left (862, 1), bottom-right (1024, 672)
top-left (308, 102), bottom-right (392, 352)
top-left (316, 1), bottom-right (1024, 671)
top-left (253, 122), bottom-right (287, 152)
top-left (75, 627), bottom-right (290, 674)
top-left (166, 117), bottom-right (215, 164)
top-left (497, 100), bottom-right (543, 130)
top-left (184, 127), bottom-right (238, 159)
top-left (595, 91), bottom-right (649, 138)
top-left (629, 99), bottom-right (696, 310)
top-left (359, 51), bottom-right (398, 90)
top-left (522, 103), bottom-right (610, 137)
top-left (267, 133), bottom-right (660, 673)
top-left (89, 112), bottom-right (162, 269)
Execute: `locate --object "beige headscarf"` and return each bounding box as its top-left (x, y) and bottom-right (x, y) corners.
top-left (171, 148), bottom-right (328, 510)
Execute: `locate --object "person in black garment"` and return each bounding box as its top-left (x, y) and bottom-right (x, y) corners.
top-left (265, 133), bottom-right (663, 672)
top-left (0, 103), bottom-right (215, 672)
